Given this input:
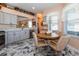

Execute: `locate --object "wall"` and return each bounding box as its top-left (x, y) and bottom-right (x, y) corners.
top-left (36, 4), bottom-right (66, 33)
top-left (43, 3), bottom-right (66, 16)
top-left (62, 3), bottom-right (79, 48)
top-left (43, 3), bottom-right (66, 33)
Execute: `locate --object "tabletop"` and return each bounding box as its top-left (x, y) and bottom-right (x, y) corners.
top-left (37, 33), bottom-right (60, 40)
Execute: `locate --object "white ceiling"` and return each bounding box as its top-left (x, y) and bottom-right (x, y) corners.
top-left (7, 3), bottom-right (58, 14)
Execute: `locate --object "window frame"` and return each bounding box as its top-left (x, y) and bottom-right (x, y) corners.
top-left (47, 13), bottom-right (59, 32)
top-left (65, 8), bottom-right (79, 36)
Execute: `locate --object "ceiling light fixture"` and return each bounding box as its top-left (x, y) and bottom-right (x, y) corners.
top-left (32, 7), bottom-right (35, 10)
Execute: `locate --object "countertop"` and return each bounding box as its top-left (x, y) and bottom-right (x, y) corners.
top-left (0, 28), bottom-right (30, 32)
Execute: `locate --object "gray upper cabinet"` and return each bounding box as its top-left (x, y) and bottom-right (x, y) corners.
top-left (0, 11), bottom-right (17, 24)
top-left (0, 12), bottom-right (4, 24)
top-left (4, 13), bottom-right (11, 24)
top-left (10, 14), bottom-right (17, 24)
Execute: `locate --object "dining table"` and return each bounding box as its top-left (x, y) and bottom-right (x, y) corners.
top-left (37, 33), bottom-right (61, 45)
top-left (37, 33), bottom-right (60, 40)
top-left (37, 33), bottom-right (61, 55)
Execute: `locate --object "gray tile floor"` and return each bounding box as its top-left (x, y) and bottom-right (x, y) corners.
top-left (0, 38), bottom-right (56, 56)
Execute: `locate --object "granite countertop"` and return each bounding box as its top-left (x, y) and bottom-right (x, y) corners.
top-left (0, 28), bottom-right (30, 32)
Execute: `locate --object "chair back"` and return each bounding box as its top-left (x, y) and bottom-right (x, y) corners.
top-left (33, 32), bottom-right (38, 46)
top-left (56, 36), bottom-right (70, 51)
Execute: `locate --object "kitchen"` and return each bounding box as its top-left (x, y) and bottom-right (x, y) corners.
top-left (0, 3), bottom-right (79, 56)
top-left (0, 3), bottom-right (34, 49)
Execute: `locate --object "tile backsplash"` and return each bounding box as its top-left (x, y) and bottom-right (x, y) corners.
top-left (0, 24), bottom-right (16, 29)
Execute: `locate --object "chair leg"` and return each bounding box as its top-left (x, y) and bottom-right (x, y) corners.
top-left (54, 51), bottom-right (62, 56)
top-left (33, 47), bottom-right (37, 56)
top-left (53, 51), bottom-right (58, 56)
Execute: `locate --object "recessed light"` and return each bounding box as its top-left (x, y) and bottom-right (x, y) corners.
top-left (32, 7), bottom-right (35, 10)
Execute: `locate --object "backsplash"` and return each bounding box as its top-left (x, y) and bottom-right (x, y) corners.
top-left (0, 24), bottom-right (16, 29)
top-left (17, 20), bottom-right (28, 28)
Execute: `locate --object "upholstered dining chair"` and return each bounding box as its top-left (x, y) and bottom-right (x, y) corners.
top-left (33, 32), bottom-right (48, 56)
top-left (48, 35), bottom-right (70, 55)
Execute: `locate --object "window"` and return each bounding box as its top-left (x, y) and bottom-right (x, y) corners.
top-left (47, 14), bottom-right (59, 32)
top-left (28, 21), bottom-right (32, 28)
top-left (65, 9), bottom-right (79, 36)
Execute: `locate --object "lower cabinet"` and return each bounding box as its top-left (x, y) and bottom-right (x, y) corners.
top-left (20, 30), bottom-right (25, 40)
top-left (5, 29), bottom-right (29, 44)
top-left (14, 31), bottom-right (21, 42)
top-left (24, 29), bottom-right (29, 39)
top-left (7, 31), bottom-right (15, 44)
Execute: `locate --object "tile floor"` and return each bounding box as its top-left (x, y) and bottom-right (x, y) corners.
top-left (0, 38), bottom-right (56, 56)
top-left (1, 38), bottom-right (77, 56)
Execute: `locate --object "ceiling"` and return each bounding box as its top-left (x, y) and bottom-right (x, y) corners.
top-left (7, 3), bottom-right (58, 14)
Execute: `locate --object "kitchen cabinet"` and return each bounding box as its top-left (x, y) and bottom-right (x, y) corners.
top-left (14, 30), bottom-right (21, 41)
top-left (7, 31), bottom-right (15, 44)
top-left (0, 12), bottom-right (4, 24)
top-left (0, 11), bottom-right (17, 25)
top-left (20, 29), bottom-right (29, 40)
top-left (20, 30), bottom-right (25, 40)
top-left (5, 32), bottom-right (8, 45)
top-left (4, 13), bottom-right (11, 24)
top-left (5, 28), bottom-right (30, 44)
top-left (24, 29), bottom-right (29, 39)
top-left (10, 14), bottom-right (17, 24)
top-left (24, 31), bottom-right (27, 39)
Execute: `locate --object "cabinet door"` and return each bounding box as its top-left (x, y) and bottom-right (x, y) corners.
top-left (0, 12), bottom-right (4, 24)
top-left (11, 14), bottom-right (17, 24)
top-left (25, 29), bottom-right (29, 39)
top-left (7, 31), bottom-right (15, 44)
top-left (20, 30), bottom-right (25, 40)
top-left (14, 31), bottom-right (20, 41)
top-left (26, 29), bottom-right (30, 38)
top-left (3, 13), bottom-right (10, 24)
top-left (22, 29), bottom-right (29, 39)
top-left (13, 15), bottom-right (17, 24)
top-left (23, 30), bottom-right (26, 39)
top-left (24, 30), bottom-right (28, 39)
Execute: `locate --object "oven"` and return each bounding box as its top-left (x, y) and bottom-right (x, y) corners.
top-left (0, 31), bottom-right (5, 49)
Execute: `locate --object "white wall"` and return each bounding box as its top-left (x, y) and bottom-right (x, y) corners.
top-left (62, 4), bottom-right (79, 49)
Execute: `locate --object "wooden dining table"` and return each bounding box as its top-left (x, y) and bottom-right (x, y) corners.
top-left (37, 33), bottom-right (60, 40)
top-left (37, 33), bottom-right (61, 55)
top-left (37, 33), bottom-right (61, 44)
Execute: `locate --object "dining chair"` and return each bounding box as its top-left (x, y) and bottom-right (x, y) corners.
top-left (33, 32), bottom-right (48, 56)
top-left (48, 35), bottom-right (70, 55)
